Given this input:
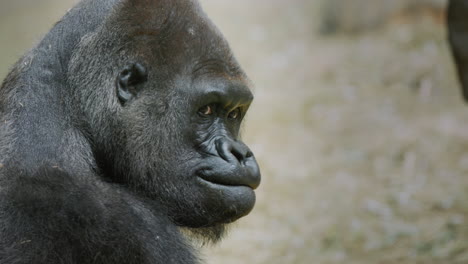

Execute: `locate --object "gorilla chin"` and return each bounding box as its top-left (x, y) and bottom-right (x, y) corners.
top-left (197, 178), bottom-right (257, 220)
top-left (177, 178), bottom-right (256, 244)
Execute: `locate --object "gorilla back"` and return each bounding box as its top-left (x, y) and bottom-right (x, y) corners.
top-left (0, 0), bottom-right (261, 263)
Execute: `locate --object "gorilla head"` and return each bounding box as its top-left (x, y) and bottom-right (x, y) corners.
top-left (66, 0), bottom-right (260, 236)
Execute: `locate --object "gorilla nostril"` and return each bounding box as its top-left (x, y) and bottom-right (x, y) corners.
top-left (231, 148), bottom-right (245, 163)
top-left (215, 138), bottom-right (249, 164)
top-left (245, 151), bottom-right (253, 158)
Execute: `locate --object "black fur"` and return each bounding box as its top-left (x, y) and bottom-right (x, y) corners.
top-left (448, 0), bottom-right (468, 101)
top-left (0, 0), bottom-right (261, 263)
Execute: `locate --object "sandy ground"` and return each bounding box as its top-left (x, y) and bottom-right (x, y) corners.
top-left (1, 1), bottom-right (468, 263)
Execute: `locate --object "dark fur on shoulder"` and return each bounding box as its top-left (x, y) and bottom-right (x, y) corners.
top-left (0, 167), bottom-right (194, 263)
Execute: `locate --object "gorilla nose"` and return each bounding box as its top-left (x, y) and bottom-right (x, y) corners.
top-left (216, 138), bottom-right (249, 163)
top-left (215, 138), bottom-right (261, 189)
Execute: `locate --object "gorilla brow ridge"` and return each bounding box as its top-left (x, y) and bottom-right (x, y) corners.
top-left (192, 58), bottom-right (244, 80)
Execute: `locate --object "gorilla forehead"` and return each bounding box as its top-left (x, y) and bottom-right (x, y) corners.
top-left (109, 0), bottom-right (242, 74)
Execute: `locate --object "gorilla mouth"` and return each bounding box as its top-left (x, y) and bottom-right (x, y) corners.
top-left (197, 175), bottom-right (251, 189)
top-left (196, 168), bottom-right (259, 190)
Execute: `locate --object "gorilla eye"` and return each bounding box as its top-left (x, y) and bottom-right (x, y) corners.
top-left (228, 108), bottom-right (241, 120)
top-left (198, 105), bottom-right (213, 116)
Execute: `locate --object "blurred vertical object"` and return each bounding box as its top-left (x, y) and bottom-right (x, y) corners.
top-left (320, 0), bottom-right (446, 34)
top-left (448, 0), bottom-right (468, 101)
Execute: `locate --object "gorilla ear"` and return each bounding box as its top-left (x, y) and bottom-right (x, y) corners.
top-left (116, 62), bottom-right (148, 104)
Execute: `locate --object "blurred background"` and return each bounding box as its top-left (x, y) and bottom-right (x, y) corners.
top-left (1, 0), bottom-right (468, 263)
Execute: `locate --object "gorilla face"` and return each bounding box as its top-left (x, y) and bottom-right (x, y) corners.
top-left (147, 74), bottom-right (260, 228)
top-left (68, 0), bottom-right (260, 233)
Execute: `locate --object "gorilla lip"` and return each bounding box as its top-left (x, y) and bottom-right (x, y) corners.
top-left (196, 169), bottom-right (259, 190)
top-left (197, 176), bottom-right (254, 190)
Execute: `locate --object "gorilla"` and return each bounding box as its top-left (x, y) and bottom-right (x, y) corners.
top-left (448, 0), bottom-right (468, 101)
top-left (0, 0), bottom-right (261, 263)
